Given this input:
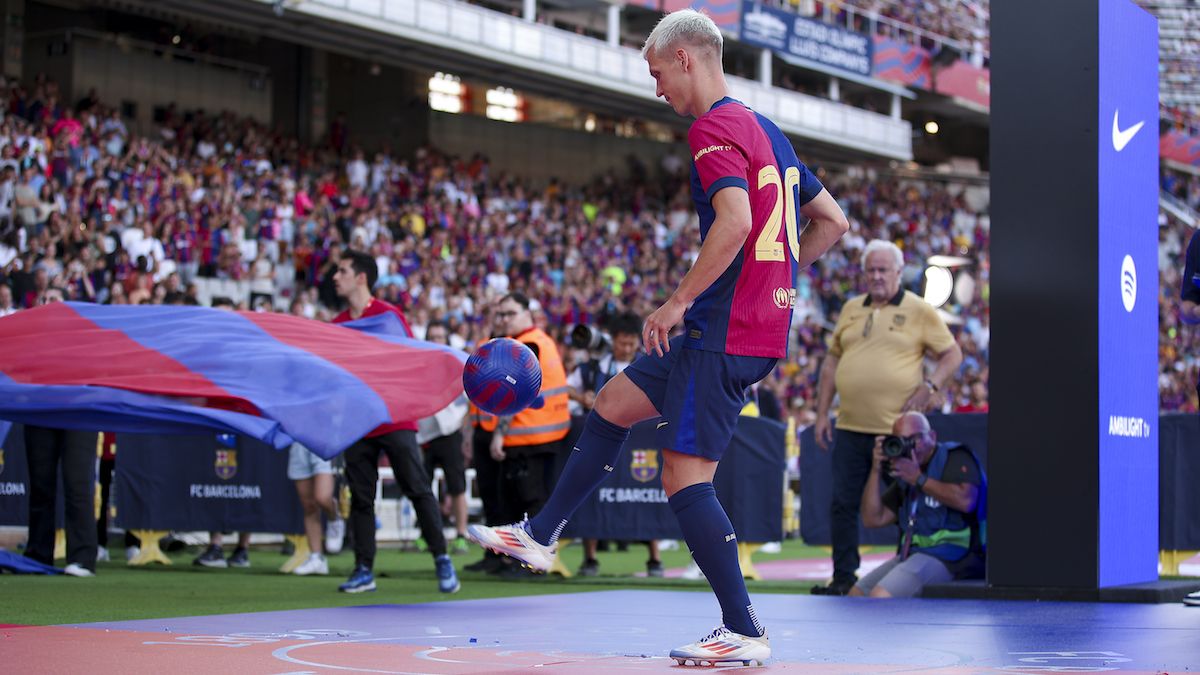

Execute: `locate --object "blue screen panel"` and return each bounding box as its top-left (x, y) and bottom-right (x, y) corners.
top-left (1097, 0), bottom-right (1159, 587)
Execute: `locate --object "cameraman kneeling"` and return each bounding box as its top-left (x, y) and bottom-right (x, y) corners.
top-left (851, 411), bottom-right (986, 598)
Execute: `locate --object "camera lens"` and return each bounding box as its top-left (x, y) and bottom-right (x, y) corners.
top-left (569, 324), bottom-right (594, 350)
top-left (881, 435), bottom-right (907, 459)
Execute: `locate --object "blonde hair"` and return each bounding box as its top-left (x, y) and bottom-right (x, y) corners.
top-left (642, 9), bottom-right (723, 60)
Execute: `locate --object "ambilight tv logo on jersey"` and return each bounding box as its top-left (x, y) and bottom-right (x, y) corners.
top-left (1120, 255), bottom-right (1136, 313)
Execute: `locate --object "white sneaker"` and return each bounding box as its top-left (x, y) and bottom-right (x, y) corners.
top-left (466, 520), bottom-right (556, 573)
top-left (325, 519), bottom-right (345, 555)
top-left (670, 626), bottom-right (770, 667)
top-left (63, 563), bottom-right (95, 578)
top-left (293, 553), bottom-right (329, 576)
top-left (681, 559), bottom-right (706, 580)
top-left (96, 547), bottom-right (110, 562)
top-left (125, 546), bottom-right (141, 562)
top-left (1184, 590), bottom-right (1200, 607)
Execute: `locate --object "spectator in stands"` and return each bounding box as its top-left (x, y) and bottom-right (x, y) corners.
top-left (812, 239), bottom-right (962, 596)
top-left (852, 411), bottom-right (985, 597)
top-left (953, 379), bottom-right (989, 413)
top-left (287, 439), bottom-right (346, 576)
top-left (566, 311), bottom-right (664, 578)
top-left (0, 282), bottom-right (15, 316)
top-left (332, 248), bottom-right (460, 594)
top-left (417, 319), bottom-right (471, 555)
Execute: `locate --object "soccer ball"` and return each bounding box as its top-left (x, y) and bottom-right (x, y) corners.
top-left (462, 337), bottom-right (542, 416)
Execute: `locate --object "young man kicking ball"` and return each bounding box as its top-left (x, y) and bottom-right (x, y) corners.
top-left (469, 8), bottom-right (848, 665)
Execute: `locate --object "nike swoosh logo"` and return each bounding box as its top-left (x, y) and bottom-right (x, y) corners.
top-left (656, 421), bottom-right (669, 429)
top-left (1112, 110), bottom-right (1143, 152)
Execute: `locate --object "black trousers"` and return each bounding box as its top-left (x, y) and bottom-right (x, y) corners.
top-left (471, 428), bottom-right (503, 526)
top-left (497, 442), bottom-right (559, 525)
top-left (344, 429), bottom-right (446, 568)
top-left (830, 429), bottom-right (878, 583)
top-left (24, 426), bottom-right (98, 570)
top-left (97, 457), bottom-right (139, 549)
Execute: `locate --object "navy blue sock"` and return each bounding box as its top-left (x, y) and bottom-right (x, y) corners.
top-left (669, 482), bottom-right (763, 638)
top-left (528, 412), bottom-right (629, 546)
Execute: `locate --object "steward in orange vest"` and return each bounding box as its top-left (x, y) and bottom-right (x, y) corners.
top-left (489, 292), bottom-right (570, 524)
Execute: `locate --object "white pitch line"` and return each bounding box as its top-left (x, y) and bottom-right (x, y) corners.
top-left (271, 635), bottom-right (463, 674)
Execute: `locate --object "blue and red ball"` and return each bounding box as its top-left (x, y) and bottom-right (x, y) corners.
top-left (462, 337), bottom-right (542, 416)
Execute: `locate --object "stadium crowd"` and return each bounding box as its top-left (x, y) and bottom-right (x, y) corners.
top-left (768, 0), bottom-right (990, 55)
top-left (0, 73), bottom-right (1196, 417)
top-left (1159, 166), bottom-right (1200, 413)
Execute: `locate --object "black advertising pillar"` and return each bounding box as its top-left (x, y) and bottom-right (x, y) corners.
top-left (990, 0), bottom-right (1158, 589)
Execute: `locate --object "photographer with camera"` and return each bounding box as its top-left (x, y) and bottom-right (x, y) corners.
top-left (567, 313), bottom-right (639, 415)
top-left (850, 411), bottom-right (985, 598)
top-left (812, 239), bottom-right (962, 595)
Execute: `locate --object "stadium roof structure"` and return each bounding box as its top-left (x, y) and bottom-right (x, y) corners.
top-left (99, 0), bottom-right (914, 160)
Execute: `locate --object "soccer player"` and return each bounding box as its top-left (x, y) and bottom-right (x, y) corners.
top-left (468, 9), bottom-right (848, 665)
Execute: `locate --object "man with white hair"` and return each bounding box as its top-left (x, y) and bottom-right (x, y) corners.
top-left (469, 8), bottom-right (849, 666)
top-left (813, 238), bottom-right (963, 595)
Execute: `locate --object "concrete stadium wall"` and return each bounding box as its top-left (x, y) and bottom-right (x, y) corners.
top-left (323, 52), bottom-right (430, 159)
top-left (429, 111), bottom-right (687, 186)
top-left (25, 32), bottom-right (272, 130)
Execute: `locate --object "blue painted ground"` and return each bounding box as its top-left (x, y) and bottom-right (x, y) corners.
top-left (68, 590), bottom-right (1199, 672)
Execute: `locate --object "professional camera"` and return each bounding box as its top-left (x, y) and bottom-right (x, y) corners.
top-left (880, 434), bottom-right (916, 460)
top-left (569, 324), bottom-right (609, 353)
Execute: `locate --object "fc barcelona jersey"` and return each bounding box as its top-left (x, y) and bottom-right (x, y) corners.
top-left (685, 97), bottom-right (823, 358)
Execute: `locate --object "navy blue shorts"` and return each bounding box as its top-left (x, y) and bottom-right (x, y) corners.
top-left (624, 335), bottom-right (776, 461)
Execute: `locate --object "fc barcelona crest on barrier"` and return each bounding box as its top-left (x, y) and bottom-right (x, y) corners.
top-left (215, 449), bottom-right (238, 480)
top-left (630, 449), bottom-right (659, 483)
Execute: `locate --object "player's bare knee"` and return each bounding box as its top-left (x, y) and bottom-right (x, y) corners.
top-left (593, 378), bottom-right (654, 427)
top-left (661, 451), bottom-right (717, 496)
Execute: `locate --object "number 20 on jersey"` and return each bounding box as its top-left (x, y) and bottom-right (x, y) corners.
top-left (754, 165), bottom-right (803, 264)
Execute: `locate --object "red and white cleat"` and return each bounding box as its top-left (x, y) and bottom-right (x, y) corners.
top-left (669, 625), bottom-right (770, 667)
top-left (466, 520), bottom-right (556, 573)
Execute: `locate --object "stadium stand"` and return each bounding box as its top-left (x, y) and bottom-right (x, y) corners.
top-left (1137, 0), bottom-right (1200, 121)
top-left (5, 65), bottom-right (1198, 415)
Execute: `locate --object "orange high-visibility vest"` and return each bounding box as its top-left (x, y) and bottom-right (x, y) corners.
top-left (503, 327), bottom-right (570, 447)
top-left (467, 338), bottom-right (498, 432)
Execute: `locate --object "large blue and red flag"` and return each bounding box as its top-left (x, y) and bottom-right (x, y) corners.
top-left (0, 303), bottom-right (466, 459)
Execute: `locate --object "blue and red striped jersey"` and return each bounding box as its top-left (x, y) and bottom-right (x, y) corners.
top-left (686, 97), bottom-right (824, 358)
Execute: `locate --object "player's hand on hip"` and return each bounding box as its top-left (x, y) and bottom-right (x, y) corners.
top-left (643, 297), bottom-right (685, 357)
top-left (814, 416), bottom-right (833, 451)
